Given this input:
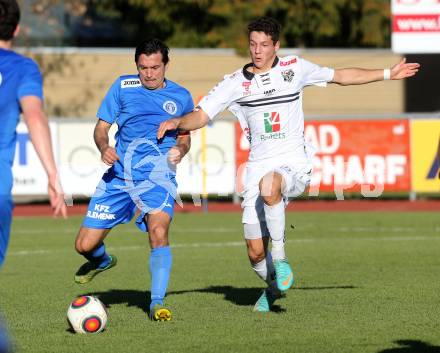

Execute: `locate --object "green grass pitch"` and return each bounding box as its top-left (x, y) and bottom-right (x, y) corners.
top-left (1, 211), bottom-right (439, 353)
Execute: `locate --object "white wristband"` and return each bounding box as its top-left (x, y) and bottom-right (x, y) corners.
top-left (383, 68), bottom-right (391, 80)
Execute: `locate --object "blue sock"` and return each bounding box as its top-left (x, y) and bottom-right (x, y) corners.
top-left (149, 246), bottom-right (172, 311)
top-left (84, 243), bottom-right (111, 269)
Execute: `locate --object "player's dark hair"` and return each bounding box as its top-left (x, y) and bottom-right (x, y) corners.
top-left (0, 0), bottom-right (20, 41)
top-left (135, 38), bottom-right (169, 65)
top-left (247, 17), bottom-right (281, 44)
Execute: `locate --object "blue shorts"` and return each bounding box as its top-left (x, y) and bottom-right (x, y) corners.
top-left (0, 196), bottom-right (13, 267)
top-left (82, 169), bottom-right (176, 232)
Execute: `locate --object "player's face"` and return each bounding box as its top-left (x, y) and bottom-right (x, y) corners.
top-left (137, 52), bottom-right (168, 90)
top-left (249, 31), bottom-right (279, 73)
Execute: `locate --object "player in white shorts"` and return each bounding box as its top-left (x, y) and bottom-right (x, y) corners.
top-left (157, 17), bottom-right (420, 312)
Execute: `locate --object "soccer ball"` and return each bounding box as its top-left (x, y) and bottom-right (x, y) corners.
top-left (67, 296), bottom-right (107, 334)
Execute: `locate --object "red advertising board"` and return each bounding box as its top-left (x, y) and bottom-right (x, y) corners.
top-left (235, 120), bottom-right (411, 196)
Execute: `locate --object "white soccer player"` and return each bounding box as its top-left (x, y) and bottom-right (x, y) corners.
top-left (157, 17), bottom-right (420, 312)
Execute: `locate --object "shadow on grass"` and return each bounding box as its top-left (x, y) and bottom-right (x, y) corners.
top-left (65, 326), bottom-right (76, 334)
top-left (83, 284), bottom-right (356, 314)
top-left (83, 287), bottom-right (280, 312)
top-left (293, 285), bottom-right (357, 290)
top-left (169, 285), bottom-right (285, 312)
top-left (378, 340), bottom-right (440, 353)
top-left (85, 289), bottom-right (150, 313)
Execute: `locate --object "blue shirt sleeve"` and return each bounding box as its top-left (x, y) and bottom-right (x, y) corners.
top-left (97, 78), bottom-right (121, 124)
top-left (182, 92), bottom-right (194, 115)
top-left (17, 58), bottom-right (43, 101)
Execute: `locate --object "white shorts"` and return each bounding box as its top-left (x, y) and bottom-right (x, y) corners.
top-left (241, 159), bottom-right (313, 226)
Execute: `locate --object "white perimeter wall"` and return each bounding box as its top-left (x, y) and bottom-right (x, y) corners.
top-left (11, 119), bottom-right (236, 200)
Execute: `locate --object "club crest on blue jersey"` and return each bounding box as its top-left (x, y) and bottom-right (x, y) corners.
top-left (163, 100), bottom-right (177, 115)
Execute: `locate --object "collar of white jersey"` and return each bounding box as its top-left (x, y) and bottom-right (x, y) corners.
top-left (242, 57), bottom-right (279, 81)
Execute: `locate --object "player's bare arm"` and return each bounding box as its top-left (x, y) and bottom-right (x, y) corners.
top-left (168, 133), bottom-right (191, 165)
top-left (94, 119), bottom-right (119, 166)
top-left (20, 96), bottom-right (67, 219)
top-left (332, 58), bottom-right (420, 86)
top-left (157, 108), bottom-right (210, 139)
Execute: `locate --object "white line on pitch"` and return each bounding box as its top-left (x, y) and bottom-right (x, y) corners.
top-left (11, 227), bottom-right (239, 235)
top-left (7, 235), bottom-right (440, 256)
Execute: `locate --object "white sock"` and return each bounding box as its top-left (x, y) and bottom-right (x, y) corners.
top-left (251, 251), bottom-right (276, 286)
top-left (264, 200), bottom-right (286, 260)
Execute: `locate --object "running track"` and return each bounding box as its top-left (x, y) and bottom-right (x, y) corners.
top-left (13, 200), bottom-right (440, 217)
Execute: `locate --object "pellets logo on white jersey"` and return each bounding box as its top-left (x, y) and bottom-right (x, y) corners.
top-left (264, 112), bottom-right (281, 133)
top-left (261, 112), bottom-right (286, 141)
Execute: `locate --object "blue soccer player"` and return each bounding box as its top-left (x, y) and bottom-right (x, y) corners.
top-left (73, 38), bottom-right (193, 321)
top-left (0, 0), bottom-right (67, 268)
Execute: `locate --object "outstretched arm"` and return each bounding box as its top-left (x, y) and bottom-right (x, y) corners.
top-left (20, 96), bottom-right (67, 218)
top-left (332, 58), bottom-right (420, 86)
top-left (157, 108), bottom-right (210, 140)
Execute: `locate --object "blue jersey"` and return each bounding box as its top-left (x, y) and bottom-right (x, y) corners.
top-left (0, 48), bottom-right (43, 196)
top-left (97, 75), bottom-right (194, 181)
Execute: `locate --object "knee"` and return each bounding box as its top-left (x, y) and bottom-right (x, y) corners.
top-left (259, 173), bottom-right (283, 205)
top-left (75, 238), bottom-right (90, 254)
top-left (149, 225), bottom-right (169, 248)
top-left (261, 194), bottom-right (282, 206)
top-left (247, 246), bottom-right (266, 264)
top-left (75, 232), bottom-right (95, 254)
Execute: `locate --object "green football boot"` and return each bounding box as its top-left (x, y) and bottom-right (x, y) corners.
top-left (74, 254), bottom-right (117, 284)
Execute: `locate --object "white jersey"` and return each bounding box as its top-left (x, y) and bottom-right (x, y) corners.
top-left (198, 55), bottom-right (334, 164)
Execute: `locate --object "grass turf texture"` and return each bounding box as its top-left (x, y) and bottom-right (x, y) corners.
top-left (1, 212), bottom-right (439, 353)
